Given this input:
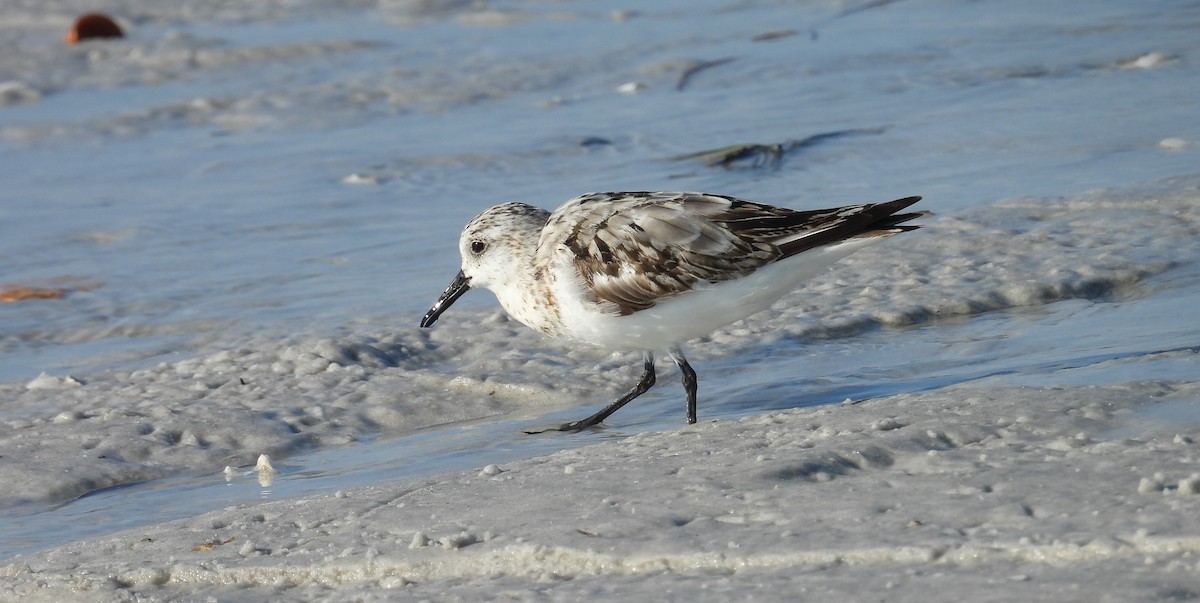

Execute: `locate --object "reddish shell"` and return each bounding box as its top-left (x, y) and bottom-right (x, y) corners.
top-left (66, 13), bottom-right (125, 45)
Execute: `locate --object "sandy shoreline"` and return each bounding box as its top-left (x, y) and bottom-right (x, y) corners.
top-left (4, 378), bottom-right (1198, 601)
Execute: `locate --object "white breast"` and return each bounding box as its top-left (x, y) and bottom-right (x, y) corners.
top-left (548, 236), bottom-right (887, 351)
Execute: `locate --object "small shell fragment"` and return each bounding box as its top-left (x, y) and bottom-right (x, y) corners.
top-left (66, 13), bottom-right (125, 45)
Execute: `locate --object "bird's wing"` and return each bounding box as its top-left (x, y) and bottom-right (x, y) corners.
top-left (538, 192), bottom-right (922, 315)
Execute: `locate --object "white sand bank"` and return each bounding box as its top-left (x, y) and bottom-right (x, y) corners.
top-left (4, 379), bottom-right (1198, 601)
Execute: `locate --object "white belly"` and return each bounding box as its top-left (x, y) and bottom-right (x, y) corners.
top-left (552, 237), bottom-right (885, 351)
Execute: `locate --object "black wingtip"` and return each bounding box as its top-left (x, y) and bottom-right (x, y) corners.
top-left (875, 195), bottom-right (923, 213)
top-left (867, 196), bottom-right (927, 230)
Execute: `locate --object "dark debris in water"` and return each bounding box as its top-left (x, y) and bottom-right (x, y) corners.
top-left (809, 0), bottom-right (910, 40)
top-left (751, 30), bottom-right (798, 42)
top-left (676, 57), bottom-right (737, 91)
top-left (667, 127), bottom-right (887, 169)
top-left (579, 136), bottom-right (613, 148)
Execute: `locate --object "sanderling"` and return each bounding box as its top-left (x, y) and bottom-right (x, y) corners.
top-left (421, 191), bottom-right (923, 432)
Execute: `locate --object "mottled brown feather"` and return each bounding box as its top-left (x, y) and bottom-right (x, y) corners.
top-left (539, 192), bottom-right (922, 315)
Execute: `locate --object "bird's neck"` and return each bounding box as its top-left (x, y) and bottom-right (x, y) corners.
top-left (491, 229), bottom-right (564, 338)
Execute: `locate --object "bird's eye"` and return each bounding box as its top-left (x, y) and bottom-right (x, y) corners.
top-left (470, 240), bottom-right (487, 254)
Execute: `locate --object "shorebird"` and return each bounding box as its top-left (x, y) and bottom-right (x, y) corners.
top-left (421, 192), bottom-right (923, 432)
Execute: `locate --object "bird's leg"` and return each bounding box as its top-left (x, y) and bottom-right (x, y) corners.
top-left (668, 345), bottom-right (698, 424)
top-left (523, 352), bottom-right (655, 434)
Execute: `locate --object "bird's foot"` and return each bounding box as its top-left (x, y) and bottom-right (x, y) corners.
top-left (522, 419), bottom-right (594, 434)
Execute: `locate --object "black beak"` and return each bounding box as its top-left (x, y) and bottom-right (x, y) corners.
top-left (420, 270), bottom-right (471, 328)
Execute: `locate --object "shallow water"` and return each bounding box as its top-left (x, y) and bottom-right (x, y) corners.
top-left (2, 0), bottom-right (1199, 559)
